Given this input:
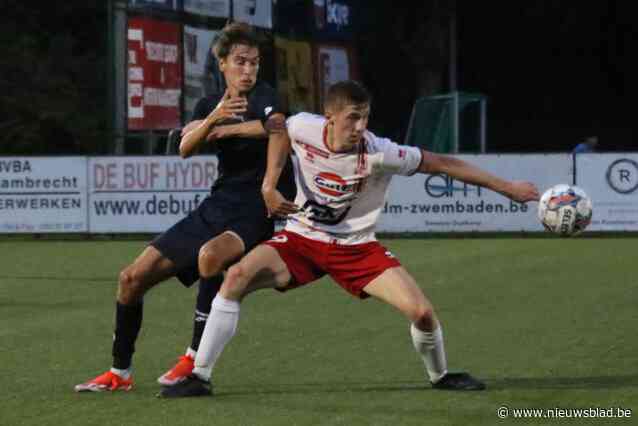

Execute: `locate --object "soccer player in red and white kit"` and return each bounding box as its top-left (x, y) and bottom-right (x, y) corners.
top-left (160, 80), bottom-right (540, 397)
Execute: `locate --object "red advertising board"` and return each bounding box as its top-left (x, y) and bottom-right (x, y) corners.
top-left (127, 17), bottom-right (182, 130)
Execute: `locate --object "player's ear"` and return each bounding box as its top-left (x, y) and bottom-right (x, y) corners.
top-left (324, 106), bottom-right (333, 122)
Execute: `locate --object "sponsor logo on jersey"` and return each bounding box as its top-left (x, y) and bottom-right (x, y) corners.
top-left (398, 149), bottom-right (406, 158)
top-left (314, 172), bottom-right (357, 197)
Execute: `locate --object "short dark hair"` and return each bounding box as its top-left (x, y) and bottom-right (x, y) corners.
top-left (213, 22), bottom-right (260, 60)
top-left (324, 80), bottom-right (371, 113)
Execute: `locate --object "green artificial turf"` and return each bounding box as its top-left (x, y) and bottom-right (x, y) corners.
top-left (1, 238), bottom-right (636, 425)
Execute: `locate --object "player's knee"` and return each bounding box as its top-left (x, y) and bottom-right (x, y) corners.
top-left (198, 245), bottom-right (224, 278)
top-left (221, 263), bottom-right (248, 298)
top-left (117, 266), bottom-right (146, 304)
top-left (409, 303), bottom-right (435, 325)
top-left (413, 304), bottom-right (439, 331)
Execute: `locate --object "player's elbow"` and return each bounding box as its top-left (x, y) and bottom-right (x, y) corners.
top-left (420, 151), bottom-right (458, 175)
top-left (264, 114), bottom-right (286, 136)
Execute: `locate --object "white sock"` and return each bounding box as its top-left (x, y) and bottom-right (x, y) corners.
top-left (110, 367), bottom-right (131, 379)
top-left (185, 347), bottom-right (197, 359)
top-left (192, 296), bottom-right (240, 381)
top-left (410, 323), bottom-right (448, 383)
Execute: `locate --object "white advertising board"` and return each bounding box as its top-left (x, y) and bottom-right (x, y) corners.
top-left (233, 0), bottom-right (272, 29)
top-left (0, 157), bottom-right (88, 233)
top-left (184, 0), bottom-right (230, 18)
top-left (183, 0), bottom-right (230, 17)
top-left (576, 153), bottom-right (638, 231)
top-left (5, 153), bottom-right (633, 235)
top-left (88, 156), bottom-right (218, 233)
top-left (378, 154), bottom-right (573, 232)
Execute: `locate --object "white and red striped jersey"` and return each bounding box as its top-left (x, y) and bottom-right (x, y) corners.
top-left (284, 112), bottom-right (423, 244)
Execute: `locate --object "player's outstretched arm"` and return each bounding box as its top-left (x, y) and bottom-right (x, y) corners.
top-left (418, 150), bottom-right (540, 203)
top-left (261, 113), bottom-right (298, 217)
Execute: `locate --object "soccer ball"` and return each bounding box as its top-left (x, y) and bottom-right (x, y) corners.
top-left (538, 184), bottom-right (593, 236)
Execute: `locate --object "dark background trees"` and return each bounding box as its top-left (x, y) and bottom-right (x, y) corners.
top-left (0, 1), bottom-right (634, 155)
top-left (0, 0), bottom-right (108, 154)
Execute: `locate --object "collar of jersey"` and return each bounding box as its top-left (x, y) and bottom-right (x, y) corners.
top-left (322, 122), bottom-right (359, 154)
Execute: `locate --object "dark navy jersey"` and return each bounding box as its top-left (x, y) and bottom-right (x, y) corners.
top-left (192, 82), bottom-right (295, 202)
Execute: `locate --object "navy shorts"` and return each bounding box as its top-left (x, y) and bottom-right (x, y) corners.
top-left (150, 194), bottom-right (274, 287)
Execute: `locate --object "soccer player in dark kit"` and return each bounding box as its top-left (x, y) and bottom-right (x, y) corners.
top-left (75, 22), bottom-right (295, 392)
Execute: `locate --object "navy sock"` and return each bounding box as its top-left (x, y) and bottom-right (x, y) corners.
top-left (190, 274), bottom-right (223, 351)
top-left (112, 301), bottom-right (143, 370)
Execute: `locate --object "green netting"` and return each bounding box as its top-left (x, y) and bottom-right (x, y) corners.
top-left (405, 92), bottom-right (486, 153)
